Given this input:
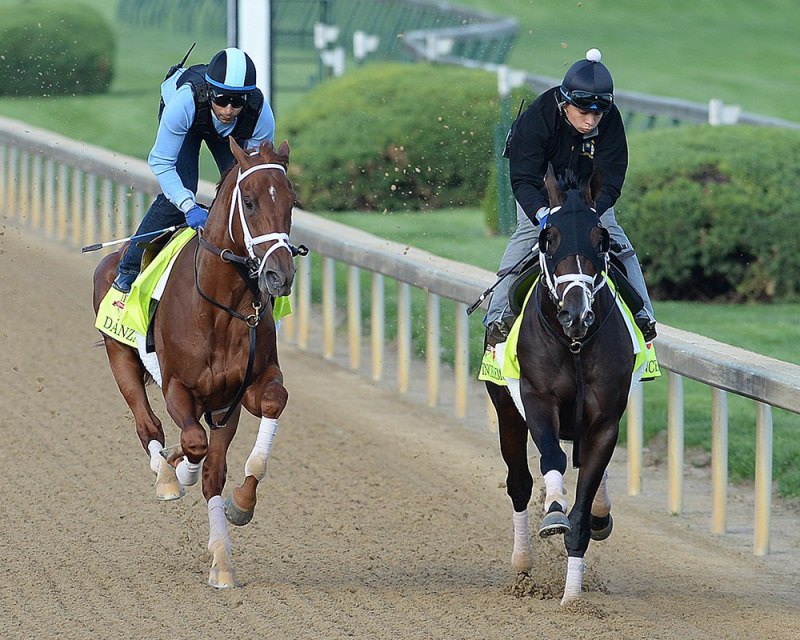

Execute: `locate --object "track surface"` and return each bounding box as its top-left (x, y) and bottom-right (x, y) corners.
top-left (2, 222), bottom-right (799, 640)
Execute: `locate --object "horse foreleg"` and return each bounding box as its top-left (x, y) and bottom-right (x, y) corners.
top-left (207, 495), bottom-right (238, 588)
top-left (228, 364), bottom-right (287, 526)
top-left (561, 424), bottom-right (618, 605)
top-left (163, 381), bottom-right (208, 488)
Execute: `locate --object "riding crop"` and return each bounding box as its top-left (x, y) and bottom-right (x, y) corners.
top-left (81, 224), bottom-right (188, 253)
top-left (466, 242), bottom-right (539, 315)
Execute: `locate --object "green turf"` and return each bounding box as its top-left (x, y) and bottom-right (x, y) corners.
top-left (454, 0), bottom-right (799, 122)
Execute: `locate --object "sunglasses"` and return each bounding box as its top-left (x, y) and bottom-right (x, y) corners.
top-left (212, 93), bottom-right (247, 108)
top-left (565, 90), bottom-right (613, 112)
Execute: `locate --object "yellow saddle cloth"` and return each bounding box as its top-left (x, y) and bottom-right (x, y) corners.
top-left (95, 228), bottom-right (291, 348)
top-left (479, 275), bottom-right (660, 388)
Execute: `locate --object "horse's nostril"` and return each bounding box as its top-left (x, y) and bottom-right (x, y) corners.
top-left (584, 310), bottom-right (595, 325)
top-left (557, 310), bottom-right (572, 327)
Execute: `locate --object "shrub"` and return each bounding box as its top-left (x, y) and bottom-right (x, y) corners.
top-left (282, 63), bottom-right (500, 212)
top-left (620, 125), bottom-right (800, 302)
top-left (0, 2), bottom-right (115, 96)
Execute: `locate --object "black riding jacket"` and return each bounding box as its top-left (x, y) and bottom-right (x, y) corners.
top-left (168, 64), bottom-right (265, 141)
top-left (508, 86), bottom-right (628, 223)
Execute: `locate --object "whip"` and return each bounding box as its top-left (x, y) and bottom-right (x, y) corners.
top-left (80, 224), bottom-right (187, 253)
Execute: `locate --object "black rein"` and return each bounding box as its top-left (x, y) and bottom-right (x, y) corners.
top-left (192, 234), bottom-right (306, 429)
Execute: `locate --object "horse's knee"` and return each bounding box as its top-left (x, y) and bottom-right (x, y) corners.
top-left (180, 425), bottom-right (209, 461)
top-left (261, 381), bottom-right (288, 419)
top-left (506, 471), bottom-right (533, 512)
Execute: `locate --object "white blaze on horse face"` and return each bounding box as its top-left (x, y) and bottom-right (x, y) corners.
top-left (269, 185), bottom-right (277, 203)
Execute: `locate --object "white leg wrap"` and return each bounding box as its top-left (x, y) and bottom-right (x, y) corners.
top-left (561, 556), bottom-right (586, 605)
top-left (512, 509), bottom-right (530, 552)
top-left (176, 457), bottom-right (203, 486)
top-left (510, 508), bottom-right (533, 570)
top-left (592, 469), bottom-right (612, 517)
top-left (244, 417), bottom-right (278, 481)
top-left (147, 440), bottom-right (163, 474)
top-left (207, 495), bottom-right (231, 555)
top-left (543, 469), bottom-right (568, 513)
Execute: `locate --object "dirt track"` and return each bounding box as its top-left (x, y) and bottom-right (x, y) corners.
top-left (1, 220), bottom-right (799, 640)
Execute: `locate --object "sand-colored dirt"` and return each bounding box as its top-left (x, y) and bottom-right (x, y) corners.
top-left (1, 220), bottom-right (798, 640)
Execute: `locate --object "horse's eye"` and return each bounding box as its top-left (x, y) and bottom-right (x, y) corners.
top-left (243, 198), bottom-right (254, 212)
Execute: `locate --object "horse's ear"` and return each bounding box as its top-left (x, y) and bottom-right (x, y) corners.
top-left (229, 136), bottom-right (248, 165)
top-left (544, 163), bottom-right (564, 207)
top-left (586, 169), bottom-right (603, 207)
top-left (278, 140), bottom-right (290, 158)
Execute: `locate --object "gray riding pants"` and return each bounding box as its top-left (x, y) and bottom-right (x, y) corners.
top-left (484, 202), bottom-right (654, 327)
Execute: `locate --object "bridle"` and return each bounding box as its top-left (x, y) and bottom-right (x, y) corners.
top-left (193, 156), bottom-right (306, 430)
top-left (539, 205), bottom-right (609, 318)
top-left (226, 161), bottom-right (293, 279)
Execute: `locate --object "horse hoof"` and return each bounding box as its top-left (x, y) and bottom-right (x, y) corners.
top-left (539, 507), bottom-right (570, 538)
top-left (224, 494), bottom-right (254, 526)
top-left (511, 549), bottom-right (533, 572)
top-left (208, 567), bottom-right (239, 589)
top-left (590, 513), bottom-right (613, 541)
top-left (154, 458), bottom-right (185, 501)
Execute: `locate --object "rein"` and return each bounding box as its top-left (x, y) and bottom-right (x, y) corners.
top-left (192, 159), bottom-right (300, 429)
top-left (533, 271), bottom-right (620, 468)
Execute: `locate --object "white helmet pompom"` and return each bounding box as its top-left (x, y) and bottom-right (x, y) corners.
top-left (586, 48), bottom-right (602, 62)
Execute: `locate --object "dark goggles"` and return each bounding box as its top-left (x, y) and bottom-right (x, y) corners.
top-left (212, 93), bottom-right (247, 108)
top-left (564, 89), bottom-right (613, 112)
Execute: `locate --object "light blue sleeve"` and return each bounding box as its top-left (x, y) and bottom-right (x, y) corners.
top-left (244, 101), bottom-right (276, 150)
top-left (147, 84), bottom-right (197, 212)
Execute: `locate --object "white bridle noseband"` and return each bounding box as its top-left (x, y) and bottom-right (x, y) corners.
top-left (227, 161), bottom-right (292, 278)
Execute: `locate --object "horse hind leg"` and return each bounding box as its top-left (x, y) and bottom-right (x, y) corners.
top-left (100, 336), bottom-right (179, 500)
top-left (149, 442), bottom-right (185, 501)
top-left (590, 468), bottom-right (613, 541)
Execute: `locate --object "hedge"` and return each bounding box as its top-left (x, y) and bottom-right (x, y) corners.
top-left (0, 2), bottom-right (115, 96)
top-left (282, 62), bottom-right (500, 212)
top-left (620, 125), bottom-right (800, 302)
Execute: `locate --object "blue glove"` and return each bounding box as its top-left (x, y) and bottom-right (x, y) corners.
top-left (535, 206), bottom-right (550, 228)
top-left (185, 204), bottom-right (208, 230)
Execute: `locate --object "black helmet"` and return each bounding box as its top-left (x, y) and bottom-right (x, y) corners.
top-left (560, 48), bottom-right (614, 113)
top-left (205, 47), bottom-right (257, 93)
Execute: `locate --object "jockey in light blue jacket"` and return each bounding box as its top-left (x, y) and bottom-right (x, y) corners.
top-left (113, 47), bottom-right (275, 293)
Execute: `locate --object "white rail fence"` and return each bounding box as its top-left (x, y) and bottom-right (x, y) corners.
top-left (2, 116), bottom-right (799, 557)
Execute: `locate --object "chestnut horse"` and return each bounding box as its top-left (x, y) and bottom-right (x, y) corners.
top-left (486, 169), bottom-right (634, 604)
top-left (92, 138), bottom-right (297, 588)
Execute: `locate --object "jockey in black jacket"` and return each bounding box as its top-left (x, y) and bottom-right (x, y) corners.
top-left (485, 48), bottom-right (656, 344)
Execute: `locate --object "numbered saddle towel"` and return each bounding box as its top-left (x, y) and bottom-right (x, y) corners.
top-left (95, 227), bottom-right (291, 355)
top-left (479, 275), bottom-right (660, 402)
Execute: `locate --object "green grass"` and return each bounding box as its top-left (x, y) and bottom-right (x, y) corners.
top-left (1, 1), bottom-right (798, 495)
top-left (454, 0), bottom-right (800, 123)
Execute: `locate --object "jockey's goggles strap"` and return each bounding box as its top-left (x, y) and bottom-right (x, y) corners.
top-left (227, 162), bottom-right (293, 274)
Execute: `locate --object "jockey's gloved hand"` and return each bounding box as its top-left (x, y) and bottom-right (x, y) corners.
top-left (185, 204), bottom-right (208, 230)
top-left (535, 206), bottom-right (550, 228)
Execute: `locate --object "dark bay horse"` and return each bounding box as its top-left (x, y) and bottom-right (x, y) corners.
top-left (486, 168), bottom-right (634, 605)
top-left (92, 138), bottom-right (297, 588)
